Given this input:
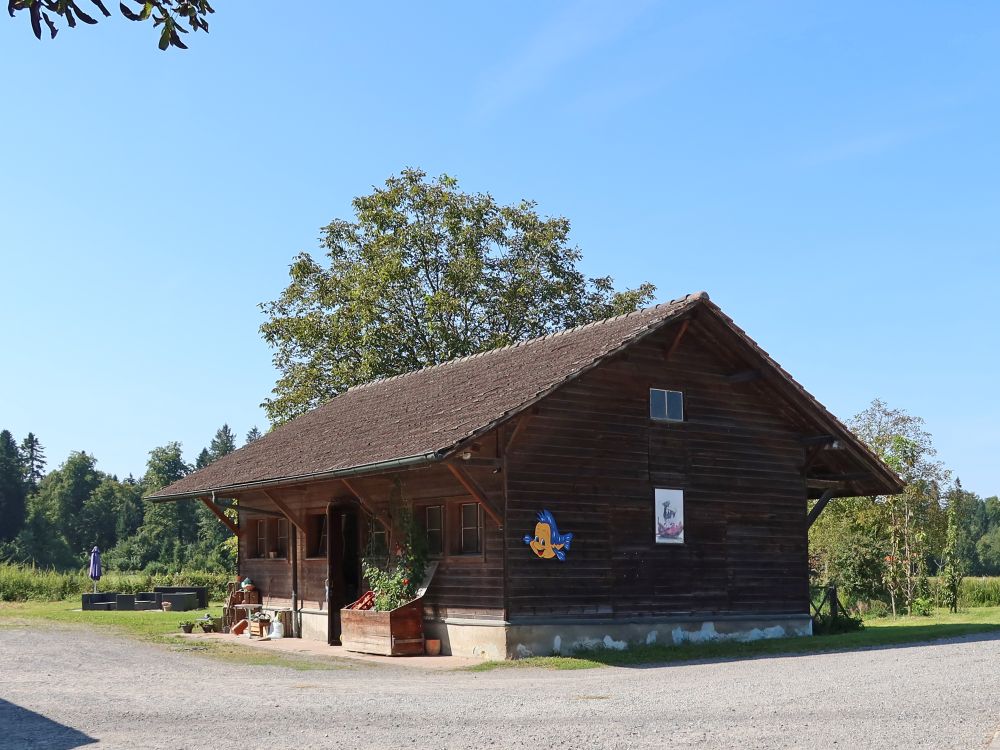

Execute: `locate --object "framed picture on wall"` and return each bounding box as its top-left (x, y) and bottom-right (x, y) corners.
top-left (655, 488), bottom-right (684, 544)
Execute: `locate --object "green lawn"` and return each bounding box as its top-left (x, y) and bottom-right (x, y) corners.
top-left (468, 607), bottom-right (1000, 671)
top-left (4, 601), bottom-right (998, 673)
top-left (0, 600), bottom-right (343, 671)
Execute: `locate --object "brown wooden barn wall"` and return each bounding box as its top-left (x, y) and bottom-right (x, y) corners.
top-left (503, 316), bottom-right (812, 620)
top-left (236, 464), bottom-right (505, 620)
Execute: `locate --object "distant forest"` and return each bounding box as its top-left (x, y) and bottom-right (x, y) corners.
top-left (1, 407), bottom-right (999, 586)
top-left (0, 425), bottom-right (261, 573)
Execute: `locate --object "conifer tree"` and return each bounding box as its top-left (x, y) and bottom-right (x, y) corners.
top-left (208, 424), bottom-right (237, 461)
top-left (19, 432), bottom-right (46, 492)
top-left (0, 430), bottom-right (27, 542)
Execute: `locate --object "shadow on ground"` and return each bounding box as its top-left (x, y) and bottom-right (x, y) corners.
top-left (0, 699), bottom-right (97, 749)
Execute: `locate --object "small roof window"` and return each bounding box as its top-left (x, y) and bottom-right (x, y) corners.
top-left (650, 389), bottom-right (684, 422)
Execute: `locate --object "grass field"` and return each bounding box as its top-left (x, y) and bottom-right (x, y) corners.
top-left (3, 601), bottom-right (999, 672)
top-left (0, 600), bottom-right (341, 671)
top-left (468, 607), bottom-right (1000, 671)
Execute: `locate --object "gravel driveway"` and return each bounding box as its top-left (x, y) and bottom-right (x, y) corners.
top-left (2, 625), bottom-right (998, 749)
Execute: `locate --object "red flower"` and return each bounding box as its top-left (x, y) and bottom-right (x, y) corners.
top-left (402, 579), bottom-right (409, 585)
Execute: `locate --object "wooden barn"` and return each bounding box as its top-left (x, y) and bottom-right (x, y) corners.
top-left (148, 292), bottom-right (902, 658)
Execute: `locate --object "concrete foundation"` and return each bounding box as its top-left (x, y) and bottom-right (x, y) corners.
top-left (288, 609), bottom-right (812, 660)
top-left (505, 614), bottom-right (813, 659)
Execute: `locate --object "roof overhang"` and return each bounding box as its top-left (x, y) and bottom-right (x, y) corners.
top-left (146, 450), bottom-right (444, 503)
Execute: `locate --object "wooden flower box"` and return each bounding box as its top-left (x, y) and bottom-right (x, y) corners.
top-left (339, 598), bottom-right (424, 656)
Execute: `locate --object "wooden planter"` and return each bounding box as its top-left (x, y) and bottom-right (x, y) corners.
top-left (340, 598), bottom-right (424, 656)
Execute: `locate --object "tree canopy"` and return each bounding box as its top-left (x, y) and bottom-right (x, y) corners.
top-left (260, 169), bottom-right (656, 423)
top-left (8, 0), bottom-right (212, 50)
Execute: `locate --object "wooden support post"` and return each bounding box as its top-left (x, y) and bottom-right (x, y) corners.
top-left (260, 489), bottom-right (307, 534)
top-left (503, 413), bottom-right (532, 454)
top-left (199, 497), bottom-right (239, 536)
top-left (806, 489), bottom-right (836, 527)
top-left (447, 462), bottom-right (503, 529)
top-left (340, 478), bottom-right (393, 533)
top-left (664, 319), bottom-right (691, 360)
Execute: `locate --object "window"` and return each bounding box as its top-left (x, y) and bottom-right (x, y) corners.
top-left (460, 503), bottom-right (482, 555)
top-left (366, 518), bottom-right (388, 559)
top-left (425, 505), bottom-right (443, 557)
top-left (650, 388), bottom-right (684, 421)
top-left (254, 519), bottom-right (266, 558)
top-left (307, 513), bottom-right (328, 557)
top-left (275, 519), bottom-right (288, 558)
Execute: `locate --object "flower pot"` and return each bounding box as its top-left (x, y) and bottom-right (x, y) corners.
top-left (340, 597), bottom-right (424, 656)
top-left (424, 638), bottom-right (441, 656)
top-left (199, 624), bottom-right (216, 633)
top-left (180, 624), bottom-right (194, 634)
top-left (161, 601), bottom-right (173, 612)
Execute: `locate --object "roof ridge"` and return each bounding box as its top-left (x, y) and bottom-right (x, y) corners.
top-left (345, 292), bottom-right (706, 394)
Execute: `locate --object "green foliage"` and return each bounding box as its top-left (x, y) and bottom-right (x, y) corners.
top-left (360, 502), bottom-right (427, 612)
top-left (0, 430), bottom-right (27, 543)
top-left (244, 426), bottom-right (262, 444)
top-left (8, 0), bottom-right (213, 50)
top-left (208, 423), bottom-right (237, 462)
top-left (18, 432), bottom-right (45, 492)
top-left (813, 610), bottom-right (865, 634)
top-left (260, 168), bottom-right (656, 423)
top-left (940, 481), bottom-right (965, 613)
top-left (0, 563), bottom-right (231, 602)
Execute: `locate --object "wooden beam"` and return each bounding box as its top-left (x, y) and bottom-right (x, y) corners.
top-left (260, 489), bottom-right (307, 533)
top-left (725, 369), bottom-right (762, 384)
top-left (199, 497), bottom-right (239, 536)
top-left (340, 478), bottom-right (393, 532)
top-left (455, 457), bottom-right (503, 469)
top-left (664, 319), bottom-right (690, 361)
top-left (800, 434), bottom-right (837, 446)
top-left (806, 478), bottom-right (848, 490)
top-left (446, 462), bottom-right (503, 529)
top-left (504, 414), bottom-right (532, 454)
top-left (807, 489), bottom-right (836, 527)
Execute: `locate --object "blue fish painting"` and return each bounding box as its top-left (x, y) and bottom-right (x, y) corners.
top-left (523, 509), bottom-right (573, 561)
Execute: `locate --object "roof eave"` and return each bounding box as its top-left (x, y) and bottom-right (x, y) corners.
top-left (145, 450), bottom-right (445, 503)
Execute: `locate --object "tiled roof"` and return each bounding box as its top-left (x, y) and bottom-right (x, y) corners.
top-left (149, 293), bottom-right (706, 499)
top-left (149, 291), bottom-right (903, 500)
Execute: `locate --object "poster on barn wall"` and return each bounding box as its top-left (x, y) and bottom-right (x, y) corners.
top-left (654, 488), bottom-right (684, 544)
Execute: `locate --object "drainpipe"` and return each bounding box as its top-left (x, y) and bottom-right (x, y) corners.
top-left (290, 523), bottom-right (299, 638)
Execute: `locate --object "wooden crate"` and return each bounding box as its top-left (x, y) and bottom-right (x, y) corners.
top-left (340, 599), bottom-right (424, 656)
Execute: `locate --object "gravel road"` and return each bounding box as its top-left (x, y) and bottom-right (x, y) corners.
top-left (2, 625), bottom-right (998, 750)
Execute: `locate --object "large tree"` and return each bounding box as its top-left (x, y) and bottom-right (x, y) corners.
top-left (810, 399), bottom-right (949, 615)
top-left (8, 0), bottom-right (212, 50)
top-left (0, 430), bottom-right (27, 542)
top-left (260, 169), bottom-right (656, 423)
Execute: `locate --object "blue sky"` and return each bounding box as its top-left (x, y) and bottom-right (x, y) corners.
top-left (1, 2), bottom-right (997, 495)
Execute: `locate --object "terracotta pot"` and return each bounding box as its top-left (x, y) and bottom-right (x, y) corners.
top-left (424, 638), bottom-right (441, 656)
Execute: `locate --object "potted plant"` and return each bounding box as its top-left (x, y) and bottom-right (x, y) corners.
top-left (198, 615), bottom-right (217, 633)
top-left (178, 620), bottom-right (195, 634)
top-left (340, 508), bottom-right (428, 656)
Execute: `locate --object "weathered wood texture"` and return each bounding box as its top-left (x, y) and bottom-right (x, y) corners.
top-left (504, 316), bottom-right (813, 620)
top-left (340, 599), bottom-right (425, 656)
top-left (237, 464), bottom-right (505, 621)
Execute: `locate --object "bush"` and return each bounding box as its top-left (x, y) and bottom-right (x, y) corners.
top-left (0, 563), bottom-right (231, 602)
top-left (813, 610), bottom-right (864, 634)
top-left (928, 576), bottom-right (1000, 608)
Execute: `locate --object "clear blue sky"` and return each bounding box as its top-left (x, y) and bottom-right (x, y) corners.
top-left (2, 2), bottom-right (997, 496)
